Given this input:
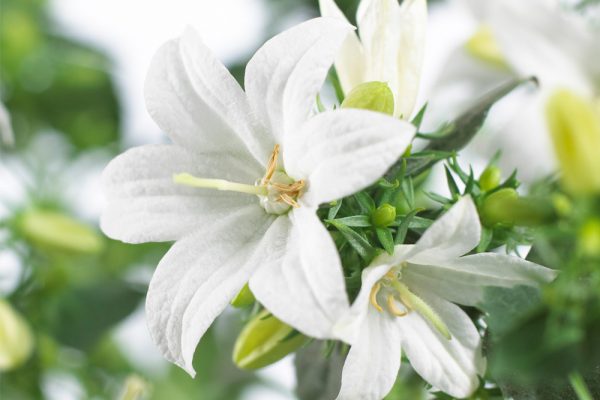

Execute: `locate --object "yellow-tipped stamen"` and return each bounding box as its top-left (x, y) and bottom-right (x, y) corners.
top-left (279, 193), bottom-right (301, 208)
top-left (386, 294), bottom-right (408, 317)
top-left (262, 144), bottom-right (280, 184)
top-left (370, 282), bottom-right (383, 312)
top-left (390, 280), bottom-right (452, 340)
top-left (174, 173), bottom-right (268, 196)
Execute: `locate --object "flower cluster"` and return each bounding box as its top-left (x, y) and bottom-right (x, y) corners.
top-left (101, 1), bottom-right (561, 399)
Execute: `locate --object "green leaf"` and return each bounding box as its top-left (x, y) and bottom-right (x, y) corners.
top-left (327, 200), bottom-right (343, 220)
top-left (327, 215), bottom-right (372, 228)
top-left (410, 102), bottom-right (428, 130)
top-left (394, 209), bottom-right (422, 245)
top-left (341, 81), bottom-right (394, 115)
top-left (477, 227), bottom-right (493, 252)
top-left (329, 220), bottom-right (376, 261)
top-left (376, 227), bottom-right (395, 254)
top-left (354, 192), bottom-right (376, 214)
top-left (444, 165), bottom-right (460, 197)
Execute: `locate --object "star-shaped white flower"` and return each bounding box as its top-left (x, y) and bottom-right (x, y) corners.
top-left (101, 18), bottom-right (416, 376)
top-left (319, 0), bottom-right (427, 118)
top-left (334, 196), bottom-right (556, 399)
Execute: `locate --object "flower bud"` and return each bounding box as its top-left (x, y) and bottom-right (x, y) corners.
top-left (18, 209), bottom-right (104, 254)
top-left (579, 219), bottom-right (600, 257)
top-left (479, 166), bottom-right (501, 191)
top-left (371, 204), bottom-right (397, 227)
top-left (0, 299), bottom-right (34, 371)
top-left (341, 81), bottom-right (395, 116)
top-left (233, 310), bottom-right (308, 370)
top-left (465, 25), bottom-right (508, 69)
top-left (118, 375), bottom-right (151, 400)
top-left (230, 283), bottom-right (255, 308)
top-left (481, 189), bottom-right (554, 227)
top-left (546, 89), bottom-right (600, 195)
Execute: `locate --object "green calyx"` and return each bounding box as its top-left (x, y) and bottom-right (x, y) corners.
top-left (371, 204), bottom-right (397, 227)
top-left (0, 299), bottom-right (34, 371)
top-left (230, 283), bottom-right (255, 308)
top-left (341, 81), bottom-right (395, 116)
top-left (233, 310), bottom-right (308, 370)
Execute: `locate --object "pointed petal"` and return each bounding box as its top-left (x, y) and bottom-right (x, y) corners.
top-left (398, 291), bottom-right (485, 398)
top-left (337, 309), bottom-right (402, 400)
top-left (250, 208), bottom-right (349, 339)
top-left (318, 0), bottom-right (365, 93)
top-left (145, 27), bottom-right (268, 164)
top-left (403, 252), bottom-right (556, 307)
top-left (393, 0), bottom-right (427, 119)
top-left (146, 209), bottom-right (275, 375)
top-left (285, 109), bottom-right (415, 207)
top-left (101, 144), bottom-right (262, 243)
top-left (408, 196), bottom-right (480, 264)
top-left (245, 17), bottom-right (353, 141)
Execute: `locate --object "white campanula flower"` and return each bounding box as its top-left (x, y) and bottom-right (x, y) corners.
top-left (101, 18), bottom-right (416, 376)
top-left (319, 0), bottom-right (427, 119)
top-left (334, 196), bottom-right (556, 399)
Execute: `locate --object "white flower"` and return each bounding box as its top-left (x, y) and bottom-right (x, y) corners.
top-left (334, 196), bottom-right (556, 399)
top-left (319, 0), bottom-right (427, 119)
top-left (426, 0), bottom-right (599, 181)
top-left (101, 18), bottom-right (416, 376)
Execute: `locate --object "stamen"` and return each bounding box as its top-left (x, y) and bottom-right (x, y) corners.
top-left (386, 294), bottom-right (408, 317)
top-left (279, 193), bottom-right (300, 208)
top-left (262, 144), bottom-right (280, 184)
top-left (369, 282), bottom-right (383, 312)
top-left (390, 280), bottom-right (452, 340)
top-left (174, 173), bottom-right (268, 196)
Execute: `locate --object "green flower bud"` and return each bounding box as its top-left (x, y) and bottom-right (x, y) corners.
top-left (0, 299), bottom-right (34, 371)
top-left (465, 25), bottom-right (508, 69)
top-left (371, 204), bottom-right (397, 227)
top-left (19, 209), bottom-right (104, 254)
top-left (230, 283), bottom-right (255, 308)
top-left (552, 194), bottom-right (573, 217)
top-left (341, 81), bottom-right (395, 116)
top-left (579, 219), bottom-right (600, 257)
top-left (546, 89), bottom-right (600, 195)
top-left (233, 310), bottom-right (308, 370)
top-left (118, 375), bottom-right (151, 400)
top-left (481, 189), bottom-right (554, 227)
top-left (479, 166), bottom-right (501, 191)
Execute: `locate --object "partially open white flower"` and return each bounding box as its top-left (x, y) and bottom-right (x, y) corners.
top-left (334, 196), bottom-right (556, 399)
top-left (101, 18), bottom-right (416, 376)
top-left (319, 0), bottom-right (427, 118)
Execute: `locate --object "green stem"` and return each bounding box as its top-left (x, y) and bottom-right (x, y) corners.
top-left (173, 173), bottom-right (267, 196)
top-left (569, 372), bottom-right (593, 400)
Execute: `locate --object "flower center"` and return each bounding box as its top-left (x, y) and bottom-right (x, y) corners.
top-left (370, 263), bottom-right (451, 340)
top-left (173, 144), bottom-right (305, 215)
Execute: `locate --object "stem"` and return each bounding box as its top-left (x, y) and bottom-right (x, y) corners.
top-left (390, 280), bottom-right (451, 340)
top-left (569, 372), bottom-right (593, 400)
top-left (173, 173), bottom-right (268, 196)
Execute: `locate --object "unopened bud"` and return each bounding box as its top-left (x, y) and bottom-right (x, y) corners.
top-left (546, 89), bottom-right (600, 195)
top-left (341, 81), bottom-right (395, 116)
top-left (481, 189), bottom-right (554, 227)
top-left (0, 299), bottom-right (34, 371)
top-left (19, 209), bottom-right (104, 254)
top-left (479, 166), bottom-right (501, 191)
top-left (371, 204), bottom-right (397, 227)
top-left (465, 25), bottom-right (508, 69)
top-left (233, 310), bottom-right (308, 370)
top-left (579, 219), bottom-right (600, 257)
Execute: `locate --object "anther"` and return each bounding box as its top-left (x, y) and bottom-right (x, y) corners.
top-left (369, 282), bottom-right (383, 312)
top-left (386, 294), bottom-right (408, 317)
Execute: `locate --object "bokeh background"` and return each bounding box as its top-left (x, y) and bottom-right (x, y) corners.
top-left (1, 0), bottom-right (599, 399)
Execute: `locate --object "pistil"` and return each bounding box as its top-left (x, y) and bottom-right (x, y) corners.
top-left (174, 173), bottom-right (268, 196)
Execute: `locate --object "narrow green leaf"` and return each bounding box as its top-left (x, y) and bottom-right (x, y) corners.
top-left (354, 192), bottom-right (376, 213)
top-left (376, 227), bottom-right (395, 254)
top-left (411, 103), bottom-right (428, 130)
top-left (424, 191), bottom-right (451, 205)
top-left (326, 215), bottom-right (371, 228)
top-left (329, 220), bottom-right (376, 260)
top-left (394, 209), bottom-right (422, 245)
top-left (444, 165), bottom-right (460, 197)
top-left (477, 227), bottom-right (493, 252)
top-left (327, 200), bottom-right (342, 220)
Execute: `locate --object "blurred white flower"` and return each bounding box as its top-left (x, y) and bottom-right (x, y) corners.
top-left (426, 0), bottom-right (600, 182)
top-left (101, 18), bottom-right (415, 376)
top-left (333, 197), bottom-right (556, 399)
top-left (319, 0), bottom-right (427, 118)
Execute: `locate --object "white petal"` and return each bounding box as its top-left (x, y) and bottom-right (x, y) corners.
top-left (245, 17), bottom-right (353, 141)
top-left (485, 0), bottom-right (596, 95)
top-left (145, 27), bottom-right (268, 164)
top-left (398, 291), bottom-right (485, 398)
top-left (403, 252), bottom-right (557, 307)
top-left (146, 208), bottom-right (275, 375)
top-left (250, 207), bottom-right (349, 339)
top-left (318, 0), bottom-right (365, 93)
top-left (337, 309), bottom-right (402, 400)
top-left (357, 0), bottom-right (400, 89)
top-left (101, 144), bottom-right (261, 243)
top-left (394, 0), bottom-right (427, 119)
top-left (333, 247), bottom-right (414, 344)
top-left (285, 109), bottom-right (415, 207)
top-left (409, 196), bottom-right (480, 264)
